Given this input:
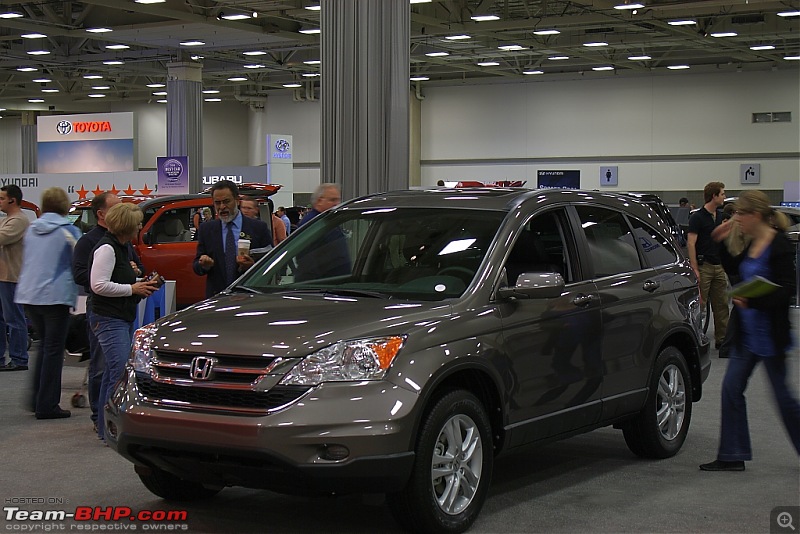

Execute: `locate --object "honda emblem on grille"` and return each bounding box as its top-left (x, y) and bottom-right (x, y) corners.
top-left (190, 356), bottom-right (217, 380)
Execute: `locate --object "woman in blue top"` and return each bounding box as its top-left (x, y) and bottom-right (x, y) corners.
top-left (15, 187), bottom-right (83, 419)
top-left (700, 190), bottom-right (799, 471)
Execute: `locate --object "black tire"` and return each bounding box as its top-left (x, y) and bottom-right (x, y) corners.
top-left (622, 346), bottom-right (693, 459)
top-left (137, 466), bottom-right (221, 501)
top-left (388, 389), bottom-right (493, 534)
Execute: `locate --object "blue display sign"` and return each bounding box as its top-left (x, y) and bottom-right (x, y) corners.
top-left (537, 170), bottom-right (580, 189)
top-left (157, 156), bottom-right (189, 195)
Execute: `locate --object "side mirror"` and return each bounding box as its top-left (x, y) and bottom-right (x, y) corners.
top-left (497, 272), bottom-right (565, 300)
top-left (142, 231), bottom-right (153, 245)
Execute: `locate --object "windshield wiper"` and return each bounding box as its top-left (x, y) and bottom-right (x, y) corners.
top-left (228, 285), bottom-right (263, 295)
top-left (323, 288), bottom-right (389, 299)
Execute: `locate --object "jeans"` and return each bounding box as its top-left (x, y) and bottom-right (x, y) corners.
top-left (718, 345), bottom-right (800, 461)
top-left (85, 308), bottom-right (105, 424)
top-left (25, 305), bottom-right (70, 415)
top-left (698, 263), bottom-right (730, 346)
top-left (0, 281), bottom-right (28, 366)
top-left (94, 314), bottom-right (134, 441)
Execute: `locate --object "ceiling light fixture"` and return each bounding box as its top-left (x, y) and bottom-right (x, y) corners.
top-left (134, 0), bottom-right (166, 4)
top-left (668, 20), bottom-right (696, 26)
top-left (27, 50), bottom-right (50, 55)
top-left (86, 27), bottom-right (112, 33)
top-left (592, 66), bottom-right (615, 71)
top-left (243, 64), bottom-right (265, 69)
top-left (204, 98), bottom-right (222, 102)
top-left (17, 67), bottom-right (38, 72)
top-left (202, 89), bottom-right (220, 94)
top-left (426, 51), bottom-right (449, 57)
top-left (83, 74), bottom-right (103, 79)
top-left (153, 91), bottom-right (167, 96)
top-left (477, 61), bottom-right (500, 66)
top-left (785, 55), bottom-right (800, 60)
top-left (219, 12), bottom-right (252, 21)
top-left (41, 88), bottom-right (59, 93)
top-left (750, 45), bottom-right (775, 51)
top-left (471, 15), bottom-right (500, 21)
top-left (304, 60), bottom-right (321, 65)
top-left (103, 60), bottom-right (124, 65)
top-left (444, 34), bottom-right (471, 40)
top-left (22, 33), bottom-right (47, 39)
top-left (227, 77), bottom-right (247, 82)
top-left (190, 55), bottom-right (203, 60)
top-left (498, 45), bottom-right (524, 51)
top-left (710, 32), bottom-right (737, 37)
top-left (522, 69), bottom-right (544, 75)
top-left (283, 83), bottom-right (302, 88)
top-left (243, 51), bottom-right (266, 56)
top-left (584, 42), bottom-right (608, 47)
top-left (304, 4), bottom-right (321, 10)
top-left (548, 56), bottom-right (569, 60)
top-left (105, 44), bottom-right (130, 50)
top-left (0, 11), bottom-right (23, 19)
top-left (410, 0), bottom-right (432, 3)
top-left (667, 65), bottom-right (690, 70)
top-left (614, 3), bottom-right (644, 9)
top-left (29, 99), bottom-right (45, 103)
top-left (777, 11), bottom-right (800, 17)
top-left (146, 83), bottom-right (165, 88)
top-left (410, 76), bottom-right (429, 81)
top-left (32, 78), bottom-right (51, 83)
top-left (302, 73), bottom-right (320, 77)
top-left (533, 29), bottom-right (560, 35)
top-left (156, 100), bottom-right (167, 103)
top-left (92, 86), bottom-right (111, 90)
top-left (628, 55), bottom-right (651, 60)
top-left (180, 40), bottom-right (205, 46)
top-left (298, 28), bottom-right (321, 34)
top-left (88, 94), bottom-right (106, 98)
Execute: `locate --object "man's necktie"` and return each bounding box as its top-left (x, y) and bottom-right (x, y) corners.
top-left (225, 223), bottom-right (237, 284)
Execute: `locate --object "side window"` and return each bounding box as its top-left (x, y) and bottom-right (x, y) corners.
top-left (152, 208), bottom-right (193, 243)
top-left (575, 205), bottom-right (642, 278)
top-left (627, 217), bottom-right (678, 268)
top-left (504, 209), bottom-right (574, 285)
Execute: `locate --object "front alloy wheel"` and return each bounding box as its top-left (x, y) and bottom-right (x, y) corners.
top-left (656, 363), bottom-right (686, 441)
top-left (389, 389), bottom-right (493, 533)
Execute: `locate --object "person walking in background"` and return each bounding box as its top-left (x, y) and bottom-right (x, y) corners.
top-left (687, 181), bottom-right (729, 350)
top-left (193, 181), bottom-right (272, 299)
top-left (15, 188), bottom-right (82, 419)
top-left (90, 203), bottom-right (159, 441)
top-left (72, 193), bottom-right (143, 433)
top-left (240, 198), bottom-right (287, 246)
top-left (298, 183), bottom-right (342, 227)
top-left (277, 207), bottom-right (291, 236)
top-left (0, 185), bottom-right (31, 372)
top-left (700, 191), bottom-right (799, 471)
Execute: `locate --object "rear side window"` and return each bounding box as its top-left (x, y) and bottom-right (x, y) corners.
top-left (575, 205), bottom-right (642, 277)
top-left (627, 217), bottom-right (678, 267)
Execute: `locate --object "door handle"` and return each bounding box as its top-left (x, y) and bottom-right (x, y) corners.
top-left (572, 294), bottom-right (594, 307)
top-left (643, 280), bottom-right (660, 293)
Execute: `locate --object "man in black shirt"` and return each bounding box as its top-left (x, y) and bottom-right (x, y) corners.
top-left (687, 181), bottom-right (729, 349)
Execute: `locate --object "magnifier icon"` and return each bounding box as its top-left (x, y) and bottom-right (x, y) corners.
top-left (778, 512), bottom-right (796, 531)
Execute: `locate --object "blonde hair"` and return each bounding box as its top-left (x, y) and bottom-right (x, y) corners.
top-left (735, 190), bottom-right (789, 232)
top-left (724, 218), bottom-right (750, 257)
top-left (105, 202), bottom-right (143, 237)
top-left (40, 187), bottom-right (70, 216)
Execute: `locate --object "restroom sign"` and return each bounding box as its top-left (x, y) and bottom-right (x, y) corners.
top-left (600, 166), bottom-right (618, 186)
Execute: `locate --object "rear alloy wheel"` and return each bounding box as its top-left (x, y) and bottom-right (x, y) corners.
top-left (136, 466), bottom-right (221, 501)
top-left (389, 390), bottom-right (493, 533)
top-left (623, 346), bottom-right (693, 459)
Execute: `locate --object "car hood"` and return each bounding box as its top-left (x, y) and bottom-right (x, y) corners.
top-left (151, 292), bottom-right (452, 359)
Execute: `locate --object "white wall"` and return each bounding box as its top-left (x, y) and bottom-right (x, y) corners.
top-left (419, 69), bottom-right (799, 192)
top-left (2, 69), bottom-right (797, 196)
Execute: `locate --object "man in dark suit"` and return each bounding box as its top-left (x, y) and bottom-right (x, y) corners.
top-left (193, 180), bottom-right (272, 299)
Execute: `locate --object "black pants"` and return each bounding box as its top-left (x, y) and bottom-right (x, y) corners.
top-left (25, 304), bottom-right (71, 415)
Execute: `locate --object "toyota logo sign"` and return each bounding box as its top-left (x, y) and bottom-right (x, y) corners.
top-left (56, 120), bottom-right (72, 135)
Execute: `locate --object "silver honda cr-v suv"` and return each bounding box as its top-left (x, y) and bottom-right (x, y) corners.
top-left (107, 188), bottom-right (710, 533)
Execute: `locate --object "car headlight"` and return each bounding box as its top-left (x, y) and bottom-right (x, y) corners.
top-left (131, 324), bottom-right (158, 373)
top-left (280, 336), bottom-right (405, 386)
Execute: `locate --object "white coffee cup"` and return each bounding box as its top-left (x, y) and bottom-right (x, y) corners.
top-left (238, 238), bottom-right (250, 256)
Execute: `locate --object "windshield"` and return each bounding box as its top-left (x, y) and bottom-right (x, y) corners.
top-left (240, 207), bottom-right (505, 301)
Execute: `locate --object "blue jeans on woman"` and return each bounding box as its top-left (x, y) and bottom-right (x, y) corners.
top-left (718, 345), bottom-right (800, 461)
top-left (25, 304), bottom-right (71, 415)
top-left (94, 314), bottom-right (134, 441)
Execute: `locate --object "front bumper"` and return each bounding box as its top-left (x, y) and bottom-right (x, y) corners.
top-left (106, 367), bottom-right (419, 495)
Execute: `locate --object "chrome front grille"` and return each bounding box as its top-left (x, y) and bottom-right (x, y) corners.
top-left (135, 350), bottom-right (309, 414)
